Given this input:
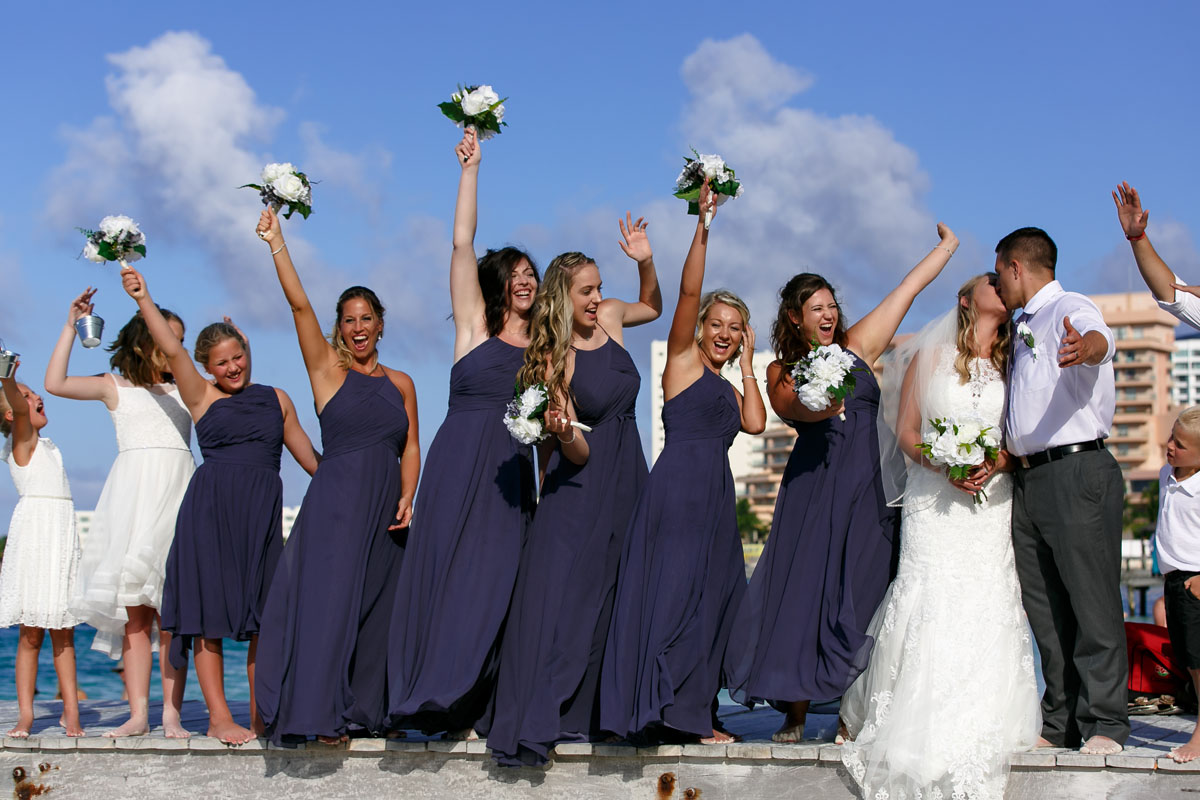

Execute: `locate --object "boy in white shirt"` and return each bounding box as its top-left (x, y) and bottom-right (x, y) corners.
top-left (1158, 406), bottom-right (1200, 763)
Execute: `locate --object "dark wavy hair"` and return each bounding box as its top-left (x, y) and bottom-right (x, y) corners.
top-left (479, 247), bottom-right (540, 337)
top-left (770, 273), bottom-right (848, 364)
top-left (329, 286), bottom-right (385, 371)
top-left (107, 307), bottom-right (185, 388)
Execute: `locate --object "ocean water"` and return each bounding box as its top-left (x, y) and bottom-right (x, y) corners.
top-left (0, 625), bottom-right (250, 703)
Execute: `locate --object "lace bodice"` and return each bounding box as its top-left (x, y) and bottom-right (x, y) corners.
top-left (109, 380), bottom-right (193, 452)
top-left (922, 349), bottom-right (1006, 432)
top-left (4, 437), bottom-right (72, 499)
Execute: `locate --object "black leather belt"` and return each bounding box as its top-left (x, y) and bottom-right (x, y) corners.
top-left (1016, 439), bottom-right (1106, 469)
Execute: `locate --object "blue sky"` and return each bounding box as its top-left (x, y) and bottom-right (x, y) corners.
top-left (2, 1), bottom-right (1198, 521)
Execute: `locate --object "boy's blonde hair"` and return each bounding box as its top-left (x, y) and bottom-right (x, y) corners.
top-left (1177, 406), bottom-right (1200, 442)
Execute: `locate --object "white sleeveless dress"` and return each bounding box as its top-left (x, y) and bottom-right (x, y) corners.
top-left (0, 437), bottom-right (81, 629)
top-left (71, 377), bottom-right (194, 658)
top-left (841, 352), bottom-right (1040, 800)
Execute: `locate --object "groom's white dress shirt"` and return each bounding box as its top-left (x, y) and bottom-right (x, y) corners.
top-left (1006, 280), bottom-right (1116, 457)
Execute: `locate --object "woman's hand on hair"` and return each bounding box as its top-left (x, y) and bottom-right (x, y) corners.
top-left (222, 316), bottom-right (249, 351)
top-left (455, 128), bottom-right (480, 168)
top-left (121, 268), bottom-right (148, 302)
top-left (739, 324), bottom-right (757, 370)
top-left (67, 287), bottom-right (98, 325)
top-left (617, 212), bottom-right (653, 264)
top-left (256, 207), bottom-right (282, 244)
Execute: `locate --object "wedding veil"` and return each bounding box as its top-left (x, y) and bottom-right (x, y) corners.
top-left (877, 309), bottom-right (959, 507)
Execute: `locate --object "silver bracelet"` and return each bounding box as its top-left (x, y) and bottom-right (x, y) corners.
top-left (742, 374), bottom-right (756, 381)
top-left (557, 429), bottom-right (576, 444)
top-left (270, 242), bottom-right (287, 257)
top-left (937, 245), bottom-right (955, 257)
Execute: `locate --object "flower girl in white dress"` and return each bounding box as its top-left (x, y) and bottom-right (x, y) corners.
top-left (841, 274), bottom-right (1040, 800)
top-left (45, 288), bottom-right (195, 738)
top-left (0, 360), bottom-right (83, 738)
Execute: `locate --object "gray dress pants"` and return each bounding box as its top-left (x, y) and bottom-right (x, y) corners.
top-left (1011, 448), bottom-right (1129, 746)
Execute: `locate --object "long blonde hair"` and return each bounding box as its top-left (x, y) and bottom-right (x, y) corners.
top-left (518, 252), bottom-right (594, 406)
top-left (696, 289), bottom-right (751, 361)
top-left (955, 274), bottom-right (1010, 382)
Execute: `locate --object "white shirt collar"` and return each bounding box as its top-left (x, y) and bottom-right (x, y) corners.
top-left (1022, 280), bottom-right (1063, 317)
top-left (1168, 468), bottom-right (1200, 497)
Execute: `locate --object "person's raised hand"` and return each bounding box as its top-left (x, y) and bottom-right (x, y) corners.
top-left (618, 212), bottom-right (653, 263)
top-left (68, 288), bottom-right (98, 324)
top-left (1058, 316), bottom-right (1097, 368)
top-left (1113, 181), bottom-right (1149, 239)
top-left (256, 207), bottom-right (282, 244)
top-left (456, 128), bottom-right (480, 167)
top-left (121, 268), bottom-right (148, 302)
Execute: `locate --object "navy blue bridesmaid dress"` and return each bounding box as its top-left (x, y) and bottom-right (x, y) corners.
top-left (483, 338), bottom-right (648, 766)
top-left (255, 370), bottom-right (409, 744)
top-left (600, 368), bottom-right (746, 740)
top-left (386, 337), bottom-right (535, 733)
top-left (160, 383), bottom-right (284, 668)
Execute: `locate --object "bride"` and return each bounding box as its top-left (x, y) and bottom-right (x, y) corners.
top-left (840, 274), bottom-right (1040, 800)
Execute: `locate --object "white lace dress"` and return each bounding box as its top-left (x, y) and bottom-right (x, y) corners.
top-left (0, 437), bottom-right (81, 629)
top-left (70, 377), bottom-right (194, 658)
top-left (841, 353), bottom-right (1040, 800)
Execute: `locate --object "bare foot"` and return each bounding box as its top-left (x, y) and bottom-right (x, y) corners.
top-left (1171, 740), bottom-right (1200, 763)
top-left (1034, 736), bottom-right (1057, 748)
top-left (834, 718), bottom-right (850, 745)
top-left (771, 724), bottom-right (804, 743)
top-left (163, 720), bottom-right (192, 739)
top-left (445, 727), bottom-right (479, 741)
top-left (701, 729), bottom-right (736, 744)
top-left (250, 720), bottom-right (265, 738)
top-left (208, 720), bottom-right (255, 746)
top-left (7, 720), bottom-right (31, 739)
top-left (1079, 735), bottom-right (1122, 755)
top-left (60, 716), bottom-right (85, 737)
top-left (104, 716), bottom-right (149, 738)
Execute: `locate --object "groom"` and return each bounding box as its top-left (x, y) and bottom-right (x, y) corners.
top-left (994, 227), bottom-right (1129, 755)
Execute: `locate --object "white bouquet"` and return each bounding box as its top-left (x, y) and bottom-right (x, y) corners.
top-left (917, 416), bottom-right (1001, 504)
top-left (790, 343), bottom-right (859, 421)
top-left (241, 162), bottom-right (313, 219)
top-left (503, 382), bottom-right (592, 445)
top-left (439, 84), bottom-right (507, 141)
top-left (78, 215), bottom-right (146, 267)
top-left (674, 149), bottom-right (744, 229)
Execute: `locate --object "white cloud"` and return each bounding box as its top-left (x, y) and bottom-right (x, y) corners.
top-left (43, 31), bottom-right (386, 321)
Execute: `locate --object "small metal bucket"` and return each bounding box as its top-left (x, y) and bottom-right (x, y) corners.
top-left (75, 314), bottom-right (105, 349)
top-left (0, 339), bottom-right (18, 379)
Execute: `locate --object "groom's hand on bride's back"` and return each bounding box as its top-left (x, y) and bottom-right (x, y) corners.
top-left (1057, 316), bottom-right (1107, 368)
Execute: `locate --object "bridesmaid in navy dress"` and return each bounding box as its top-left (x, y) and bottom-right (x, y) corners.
top-left (484, 216), bottom-right (662, 766)
top-left (726, 223), bottom-right (958, 742)
top-left (121, 268), bottom-right (318, 744)
top-left (600, 186), bottom-right (765, 744)
top-left (252, 207), bottom-right (421, 745)
top-left (386, 129), bottom-right (539, 738)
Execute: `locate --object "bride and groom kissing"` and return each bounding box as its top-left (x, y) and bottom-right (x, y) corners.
top-left (841, 226), bottom-right (1127, 799)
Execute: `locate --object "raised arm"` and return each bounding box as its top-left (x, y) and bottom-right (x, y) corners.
top-left (387, 369), bottom-right (421, 530)
top-left (255, 207), bottom-right (341, 403)
top-left (43, 288), bottom-right (119, 408)
top-left (735, 325), bottom-right (766, 434)
top-left (1113, 182), bottom-right (1174, 301)
top-left (667, 188), bottom-right (714, 361)
top-left (598, 213), bottom-right (663, 342)
top-left (121, 268), bottom-right (213, 418)
top-left (846, 223), bottom-right (958, 367)
top-left (275, 387), bottom-right (320, 476)
top-left (450, 129), bottom-right (488, 361)
top-left (1, 363), bottom-right (36, 466)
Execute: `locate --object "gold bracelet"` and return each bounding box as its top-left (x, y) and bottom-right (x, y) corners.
top-left (271, 242), bottom-right (287, 257)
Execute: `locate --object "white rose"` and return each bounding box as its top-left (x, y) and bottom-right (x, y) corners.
top-left (261, 162), bottom-right (295, 184)
top-left (954, 420), bottom-right (983, 446)
top-left (506, 415), bottom-right (543, 445)
top-left (82, 240), bottom-right (105, 263)
top-left (929, 431), bottom-right (960, 466)
top-left (271, 174), bottom-right (307, 204)
top-left (798, 382), bottom-right (831, 412)
top-left (517, 386), bottom-right (546, 418)
top-left (697, 153), bottom-right (726, 180)
top-left (99, 215), bottom-right (137, 239)
top-left (461, 85), bottom-right (499, 117)
top-left (982, 429), bottom-right (1001, 449)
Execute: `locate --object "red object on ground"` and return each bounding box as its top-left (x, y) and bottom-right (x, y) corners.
top-left (1126, 621), bottom-right (1188, 695)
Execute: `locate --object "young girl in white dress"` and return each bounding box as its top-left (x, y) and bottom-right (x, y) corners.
top-left (0, 360), bottom-right (83, 738)
top-left (45, 288), bottom-right (196, 738)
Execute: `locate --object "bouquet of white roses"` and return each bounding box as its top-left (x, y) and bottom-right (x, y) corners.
top-left (78, 215), bottom-right (146, 268)
top-left (503, 382), bottom-right (592, 445)
top-left (439, 84), bottom-right (507, 141)
top-left (917, 416), bottom-right (1001, 504)
top-left (791, 343), bottom-right (859, 421)
top-left (241, 162), bottom-right (313, 220)
top-left (674, 149), bottom-right (744, 229)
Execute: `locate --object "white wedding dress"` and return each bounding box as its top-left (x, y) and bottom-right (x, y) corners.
top-left (841, 351), bottom-right (1040, 800)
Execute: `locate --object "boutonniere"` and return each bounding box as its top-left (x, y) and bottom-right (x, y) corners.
top-left (1017, 321), bottom-right (1036, 359)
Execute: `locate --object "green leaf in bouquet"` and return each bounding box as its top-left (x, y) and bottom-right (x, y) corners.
top-left (96, 241), bottom-right (118, 261)
top-left (439, 101), bottom-right (467, 123)
top-left (711, 177), bottom-right (741, 197)
top-left (132, 244), bottom-right (147, 257)
top-left (675, 185), bottom-right (702, 202)
top-left (280, 201), bottom-right (313, 220)
top-left (685, 200), bottom-right (701, 216)
top-left (239, 183), bottom-right (264, 191)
